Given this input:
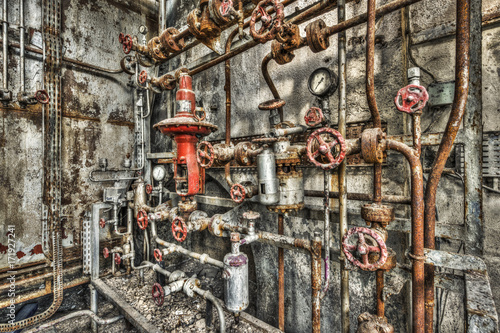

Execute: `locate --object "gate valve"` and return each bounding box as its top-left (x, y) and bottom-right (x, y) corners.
top-left (114, 253), bottom-right (122, 265)
top-left (154, 249), bottom-right (163, 262)
top-left (35, 90), bottom-right (50, 104)
top-left (145, 184), bottom-right (153, 195)
top-left (249, 0), bottom-right (285, 44)
top-left (342, 227), bottom-right (388, 271)
top-left (394, 84), bottom-right (429, 114)
top-left (103, 247), bottom-right (110, 258)
top-left (138, 70), bottom-right (148, 85)
top-left (304, 107), bottom-right (325, 127)
top-left (172, 216), bottom-right (188, 242)
top-left (137, 209), bottom-right (148, 230)
top-left (99, 218), bottom-right (106, 229)
top-left (306, 127), bottom-right (346, 170)
top-left (118, 33), bottom-right (133, 54)
top-left (152, 283), bottom-right (165, 306)
top-left (196, 141), bottom-right (215, 168)
top-left (230, 183), bottom-right (246, 203)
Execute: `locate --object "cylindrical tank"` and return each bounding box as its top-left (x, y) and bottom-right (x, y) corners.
top-left (257, 148), bottom-right (279, 205)
top-left (223, 234), bottom-right (249, 313)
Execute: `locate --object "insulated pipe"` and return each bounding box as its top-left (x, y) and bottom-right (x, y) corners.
top-left (423, 1), bottom-right (470, 332)
top-left (24, 310), bottom-right (123, 333)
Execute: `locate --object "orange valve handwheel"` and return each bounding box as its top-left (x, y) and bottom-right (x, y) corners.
top-left (119, 33), bottom-right (133, 54)
top-left (137, 209), bottom-right (148, 230)
top-left (99, 218), bottom-right (106, 229)
top-left (172, 216), bottom-right (188, 242)
top-left (114, 253), bottom-right (122, 265)
top-left (306, 127), bottom-right (346, 170)
top-left (154, 249), bottom-right (163, 262)
top-left (196, 141), bottom-right (215, 168)
top-left (138, 70), bottom-right (148, 85)
top-left (103, 247), bottom-right (110, 258)
top-left (230, 183), bottom-right (246, 203)
top-left (145, 184), bottom-right (153, 194)
top-left (152, 283), bottom-right (165, 306)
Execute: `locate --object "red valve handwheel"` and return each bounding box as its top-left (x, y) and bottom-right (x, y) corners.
top-left (154, 249), bottom-right (163, 262)
top-left (306, 127), bottom-right (346, 170)
top-left (99, 218), bottom-right (106, 229)
top-left (152, 283), bottom-right (165, 306)
top-left (196, 141), bottom-right (215, 168)
top-left (394, 84), bottom-right (429, 114)
top-left (35, 90), bottom-right (50, 104)
top-left (119, 33), bottom-right (133, 54)
top-left (137, 209), bottom-right (148, 230)
top-left (342, 227), bottom-right (388, 271)
top-left (103, 247), bottom-right (109, 259)
top-left (114, 253), bottom-right (122, 265)
top-left (249, 0), bottom-right (285, 43)
top-left (146, 184), bottom-right (153, 195)
top-left (230, 184), bottom-right (246, 203)
top-left (171, 216), bottom-right (188, 242)
top-left (220, 0), bottom-right (234, 17)
top-left (138, 70), bottom-right (148, 84)
top-left (304, 107), bottom-right (324, 127)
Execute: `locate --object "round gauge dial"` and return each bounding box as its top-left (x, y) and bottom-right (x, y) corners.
top-left (152, 165), bottom-right (166, 181)
top-left (308, 67), bottom-right (338, 97)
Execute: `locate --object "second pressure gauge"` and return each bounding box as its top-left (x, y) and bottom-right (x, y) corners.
top-left (308, 67), bottom-right (338, 97)
top-left (152, 165), bottom-right (166, 182)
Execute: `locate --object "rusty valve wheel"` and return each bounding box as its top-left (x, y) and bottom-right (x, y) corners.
top-left (99, 218), bottom-right (106, 229)
top-left (172, 216), bottom-right (188, 242)
top-left (137, 209), bottom-right (148, 230)
top-left (114, 253), bottom-right (122, 265)
top-left (103, 247), bottom-right (110, 259)
top-left (230, 184), bottom-right (246, 203)
top-left (304, 107), bottom-right (324, 127)
top-left (342, 227), bottom-right (388, 271)
top-left (154, 249), bottom-right (163, 262)
top-left (138, 70), bottom-right (148, 85)
top-left (394, 84), bottom-right (429, 114)
top-left (145, 184), bottom-right (153, 195)
top-left (118, 33), bottom-right (133, 54)
top-left (220, 0), bottom-right (234, 17)
top-left (196, 141), bottom-right (215, 168)
top-left (35, 90), bottom-right (50, 104)
top-left (249, 0), bottom-right (285, 44)
top-left (306, 127), bottom-right (346, 170)
top-left (152, 283), bottom-right (165, 306)
top-left (258, 98), bottom-right (286, 111)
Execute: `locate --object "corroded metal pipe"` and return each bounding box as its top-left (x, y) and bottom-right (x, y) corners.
top-left (278, 214), bottom-right (285, 331)
top-left (262, 53), bottom-right (284, 121)
top-left (311, 232), bottom-right (322, 333)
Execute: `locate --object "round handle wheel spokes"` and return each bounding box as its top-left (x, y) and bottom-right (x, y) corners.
top-left (342, 227), bottom-right (388, 271)
top-left (114, 253), bottom-right (122, 265)
top-left (103, 247), bottom-right (109, 258)
top-left (146, 184), bottom-right (153, 195)
top-left (152, 283), bottom-right (165, 306)
top-left (394, 84), bottom-right (429, 114)
top-left (99, 218), bottom-right (106, 229)
top-left (196, 141), bottom-right (215, 168)
top-left (258, 99), bottom-right (286, 111)
top-left (154, 249), bottom-right (163, 262)
top-left (230, 184), bottom-right (246, 203)
top-left (137, 209), bottom-right (148, 230)
top-left (304, 107), bottom-right (324, 127)
top-left (119, 33), bottom-right (133, 54)
top-left (171, 216), bottom-right (188, 242)
top-left (138, 70), bottom-right (148, 85)
top-left (306, 127), bottom-right (346, 170)
top-left (220, 0), bottom-right (234, 17)
top-left (249, 0), bottom-right (285, 43)
top-left (35, 90), bottom-right (50, 104)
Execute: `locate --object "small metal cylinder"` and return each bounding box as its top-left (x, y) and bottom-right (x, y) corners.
top-left (223, 250), bottom-right (249, 313)
top-left (257, 148), bottom-right (279, 205)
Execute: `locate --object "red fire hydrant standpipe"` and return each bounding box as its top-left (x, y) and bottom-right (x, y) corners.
top-left (154, 74), bottom-right (218, 197)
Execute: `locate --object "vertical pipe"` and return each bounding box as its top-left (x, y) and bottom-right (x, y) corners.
top-left (2, 0), bottom-right (8, 90)
top-left (320, 170), bottom-right (330, 298)
top-left (159, 0), bottom-right (166, 33)
top-left (376, 270), bottom-right (384, 317)
top-left (90, 285), bottom-right (98, 333)
top-left (311, 232), bottom-right (322, 333)
top-left (278, 214), bottom-right (285, 331)
top-left (337, 0), bottom-right (350, 330)
top-left (19, 0), bottom-right (25, 92)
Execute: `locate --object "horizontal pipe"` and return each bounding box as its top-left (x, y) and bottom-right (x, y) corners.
top-left (304, 190), bottom-right (411, 204)
top-left (24, 310), bottom-right (123, 333)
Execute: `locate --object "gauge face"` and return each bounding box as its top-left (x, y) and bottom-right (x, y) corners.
top-left (308, 67), bottom-right (338, 97)
top-left (152, 165), bottom-right (166, 181)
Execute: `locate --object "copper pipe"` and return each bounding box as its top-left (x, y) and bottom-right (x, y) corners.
top-left (311, 233), bottom-right (322, 333)
top-left (278, 214), bottom-right (285, 331)
top-left (423, 0), bottom-right (470, 331)
top-left (261, 53), bottom-right (284, 122)
top-left (376, 270), bottom-right (385, 317)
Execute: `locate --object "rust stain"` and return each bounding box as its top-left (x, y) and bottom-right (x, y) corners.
top-left (30, 244), bottom-right (43, 256)
top-left (0, 243), bottom-right (7, 254)
top-left (16, 251), bottom-right (26, 259)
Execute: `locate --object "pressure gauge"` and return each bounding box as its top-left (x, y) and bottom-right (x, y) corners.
top-left (152, 165), bottom-right (166, 181)
top-left (308, 67), bottom-right (338, 97)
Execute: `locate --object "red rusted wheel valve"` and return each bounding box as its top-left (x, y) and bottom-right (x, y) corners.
top-left (306, 127), bottom-right (346, 170)
top-left (35, 90), bottom-right (50, 104)
top-left (138, 70), bottom-right (148, 85)
top-left (99, 218), bottom-right (106, 229)
top-left (342, 227), bottom-right (388, 271)
top-left (230, 184), bottom-right (246, 203)
top-left (220, 0), bottom-right (234, 17)
top-left (304, 107), bottom-right (324, 127)
top-left (119, 33), bottom-right (133, 54)
top-left (103, 247), bottom-right (109, 259)
top-left (146, 184), bottom-right (153, 195)
top-left (249, 0), bottom-right (285, 43)
top-left (137, 209), bottom-right (148, 230)
top-left (172, 216), bottom-right (188, 242)
top-left (152, 283), bottom-right (165, 306)
top-left (394, 84), bottom-right (429, 114)
top-left (196, 141), bottom-right (215, 168)
top-left (154, 249), bottom-right (163, 262)
top-left (114, 253), bottom-right (122, 266)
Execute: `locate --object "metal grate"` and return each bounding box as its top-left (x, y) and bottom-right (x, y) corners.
top-left (456, 132), bottom-right (500, 177)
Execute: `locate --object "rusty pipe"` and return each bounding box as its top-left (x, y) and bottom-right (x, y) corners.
top-left (311, 232), bottom-right (322, 333)
top-left (424, 0), bottom-right (470, 331)
top-left (278, 214), bottom-right (285, 331)
top-left (262, 53), bottom-right (284, 122)
top-left (376, 270), bottom-right (385, 317)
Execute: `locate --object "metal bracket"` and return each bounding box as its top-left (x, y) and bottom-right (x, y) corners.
top-left (82, 212), bottom-right (91, 275)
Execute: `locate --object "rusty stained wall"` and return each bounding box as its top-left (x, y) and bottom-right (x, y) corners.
top-left (0, 0), bottom-right (150, 268)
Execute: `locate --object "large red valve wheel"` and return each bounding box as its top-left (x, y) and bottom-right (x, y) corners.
top-left (138, 70), bottom-right (148, 85)
top-left (306, 127), bottom-right (346, 170)
top-left (304, 107), bottom-right (324, 127)
top-left (249, 0), bottom-right (284, 44)
top-left (171, 216), bottom-right (188, 242)
top-left (99, 218), bottom-right (106, 229)
top-left (137, 209), bottom-right (148, 230)
top-left (114, 253), bottom-right (122, 265)
top-left (103, 247), bottom-right (110, 259)
top-left (220, 0), bottom-right (234, 17)
top-left (35, 90), bottom-right (50, 104)
top-left (342, 227), bottom-right (388, 271)
top-left (119, 33), bottom-right (133, 54)
top-left (230, 184), bottom-right (246, 203)
top-left (196, 141), bottom-right (215, 168)
top-left (154, 249), bottom-right (163, 262)
top-left (152, 283), bottom-right (165, 306)
top-left (145, 184), bottom-right (153, 195)
top-left (394, 84), bottom-right (429, 114)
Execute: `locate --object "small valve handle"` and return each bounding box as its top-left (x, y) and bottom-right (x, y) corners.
top-left (138, 70), bottom-right (148, 84)
top-left (394, 84), bottom-right (429, 114)
top-left (103, 247), bottom-right (109, 258)
top-left (154, 249), bottom-right (163, 262)
top-left (249, 0), bottom-right (285, 43)
top-left (114, 253), bottom-right (122, 265)
top-left (193, 107), bottom-right (206, 122)
top-left (119, 33), bottom-right (133, 54)
top-left (99, 218), bottom-right (106, 229)
top-left (220, 0), bottom-right (234, 17)
top-left (230, 184), bottom-right (246, 203)
top-left (258, 99), bottom-right (286, 111)
top-left (306, 127), bottom-right (346, 170)
top-left (152, 283), bottom-right (165, 306)
top-left (196, 141), bottom-right (215, 168)
top-left (145, 184), bottom-right (153, 195)
top-left (172, 216), bottom-right (188, 242)
top-left (35, 90), bottom-right (50, 104)
top-left (137, 209), bottom-right (148, 230)
top-left (342, 227), bottom-right (388, 271)
top-left (304, 107), bottom-right (324, 127)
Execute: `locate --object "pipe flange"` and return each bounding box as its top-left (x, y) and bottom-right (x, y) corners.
top-left (271, 40), bottom-right (295, 65)
top-left (368, 247), bottom-right (397, 271)
top-left (234, 141), bottom-right (259, 166)
top-left (305, 19), bottom-right (329, 53)
top-left (208, 214), bottom-right (225, 237)
top-left (183, 277), bottom-right (200, 298)
top-left (160, 27), bottom-right (186, 53)
top-left (361, 203), bottom-right (395, 227)
top-left (148, 37), bottom-right (168, 61)
top-left (361, 128), bottom-right (386, 164)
